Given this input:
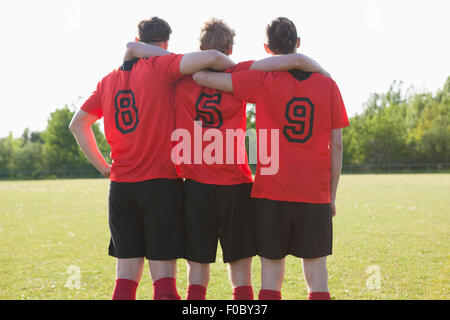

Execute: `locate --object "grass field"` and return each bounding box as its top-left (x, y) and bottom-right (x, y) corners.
top-left (0, 174), bottom-right (448, 300)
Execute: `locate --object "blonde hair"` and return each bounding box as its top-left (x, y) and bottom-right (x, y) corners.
top-left (199, 18), bottom-right (235, 55)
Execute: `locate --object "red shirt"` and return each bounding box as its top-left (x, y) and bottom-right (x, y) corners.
top-left (81, 54), bottom-right (184, 182)
top-left (232, 70), bottom-right (349, 203)
top-left (173, 61), bottom-right (254, 185)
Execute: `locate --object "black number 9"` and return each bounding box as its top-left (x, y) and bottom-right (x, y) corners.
top-left (283, 97), bottom-right (314, 143)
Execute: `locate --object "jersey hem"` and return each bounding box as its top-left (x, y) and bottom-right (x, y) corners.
top-left (182, 175), bottom-right (253, 186)
top-left (110, 175), bottom-right (182, 183)
top-left (251, 193), bottom-right (330, 204)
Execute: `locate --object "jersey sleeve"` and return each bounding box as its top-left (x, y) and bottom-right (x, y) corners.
top-left (330, 81), bottom-right (349, 129)
top-left (80, 83), bottom-right (103, 119)
top-left (231, 70), bottom-right (266, 103)
top-left (153, 54), bottom-right (184, 84)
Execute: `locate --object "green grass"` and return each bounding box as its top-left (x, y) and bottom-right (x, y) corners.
top-left (0, 174), bottom-right (448, 300)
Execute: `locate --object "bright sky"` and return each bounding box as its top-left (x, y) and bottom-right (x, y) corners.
top-left (0, 0), bottom-right (449, 137)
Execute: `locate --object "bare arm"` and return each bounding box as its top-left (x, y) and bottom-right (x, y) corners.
top-left (123, 42), bottom-right (171, 61)
top-left (330, 128), bottom-right (343, 217)
top-left (179, 50), bottom-right (235, 75)
top-left (124, 42), bottom-right (235, 75)
top-left (193, 71), bottom-right (233, 92)
top-left (250, 53), bottom-right (330, 77)
top-left (69, 110), bottom-right (111, 178)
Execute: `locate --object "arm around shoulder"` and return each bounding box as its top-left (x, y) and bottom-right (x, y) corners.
top-left (179, 50), bottom-right (235, 75)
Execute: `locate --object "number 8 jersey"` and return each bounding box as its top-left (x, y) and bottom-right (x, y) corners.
top-left (81, 54), bottom-right (184, 182)
top-left (231, 70), bottom-right (349, 204)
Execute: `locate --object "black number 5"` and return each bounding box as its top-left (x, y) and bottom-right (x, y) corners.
top-left (195, 92), bottom-right (223, 128)
top-left (283, 97), bottom-right (314, 143)
top-left (115, 90), bottom-right (139, 134)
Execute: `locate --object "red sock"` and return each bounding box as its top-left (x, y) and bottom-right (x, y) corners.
top-left (153, 277), bottom-right (181, 300)
top-left (187, 284), bottom-right (207, 300)
top-left (233, 286), bottom-right (254, 300)
top-left (258, 289), bottom-right (281, 300)
top-left (112, 279), bottom-right (138, 300)
top-left (308, 292), bottom-right (331, 300)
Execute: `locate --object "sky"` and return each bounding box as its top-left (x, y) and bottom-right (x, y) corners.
top-left (0, 0), bottom-right (449, 137)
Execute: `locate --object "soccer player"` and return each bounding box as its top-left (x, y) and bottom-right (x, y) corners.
top-left (69, 17), bottom-right (235, 300)
top-left (193, 17), bottom-right (349, 300)
top-left (125, 18), bottom-right (330, 300)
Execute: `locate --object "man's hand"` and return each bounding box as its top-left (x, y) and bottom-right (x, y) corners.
top-left (69, 110), bottom-right (111, 178)
top-left (179, 50), bottom-right (235, 75)
top-left (124, 42), bottom-right (170, 61)
top-left (192, 70), bottom-right (233, 92)
top-left (249, 53), bottom-right (331, 78)
top-left (100, 165), bottom-right (111, 178)
top-left (331, 199), bottom-right (336, 218)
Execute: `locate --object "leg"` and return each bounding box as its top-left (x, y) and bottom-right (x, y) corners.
top-left (187, 261), bottom-right (210, 287)
top-left (260, 257), bottom-right (285, 292)
top-left (229, 257), bottom-right (254, 300)
top-left (228, 257), bottom-right (252, 288)
top-left (149, 259), bottom-right (181, 300)
top-left (112, 257), bottom-right (144, 300)
top-left (217, 183), bottom-right (256, 299)
top-left (108, 182), bottom-right (146, 300)
top-left (117, 257), bottom-right (145, 282)
top-left (183, 180), bottom-right (219, 300)
top-left (302, 256), bottom-right (330, 295)
top-left (149, 259), bottom-right (178, 281)
top-left (186, 260), bottom-right (209, 300)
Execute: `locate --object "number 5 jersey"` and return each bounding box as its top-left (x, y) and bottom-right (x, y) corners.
top-left (81, 54), bottom-right (184, 182)
top-left (231, 70), bottom-right (349, 204)
top-left (173, 61), bottom-right (255, 185)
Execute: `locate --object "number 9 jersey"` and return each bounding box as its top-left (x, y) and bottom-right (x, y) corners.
top-left (231, 70), bottom-right (349, 204)
top-left (80, 54), bottom-right (184, 182)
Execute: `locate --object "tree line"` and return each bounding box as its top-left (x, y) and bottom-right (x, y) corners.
top-left (0, 77), bottom-right (448, 179)
top-left (0, 107), bottom-right (110, 179)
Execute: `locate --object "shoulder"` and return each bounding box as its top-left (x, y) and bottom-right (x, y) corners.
top-left (226, 60), bottom-right (255, 73)
top-left (311, 72), bottom-right (336, 87)
top-left (176, 75), bottom-right (197, 90)
top-left (136, 53), bottom-right (182, 68)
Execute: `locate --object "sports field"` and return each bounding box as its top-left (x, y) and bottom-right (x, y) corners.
top-left (0, 174), bottom-right (448, 300)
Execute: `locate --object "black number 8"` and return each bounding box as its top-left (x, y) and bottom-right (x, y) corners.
top-left (114, 90), bottom-right (139, 134)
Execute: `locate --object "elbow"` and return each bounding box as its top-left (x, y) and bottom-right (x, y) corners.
top-left (210, 50), bottom-right (231, 70)
top-left (69, 116), bottom-right (82, 134)
top-left (294, 54), bottom-right (306, 69)
top-left (126, 42), bottom-right (137, 50)
top-left (68, 119), bottom-right (77, 134)
top-left (208, 50), bottom-right (222, 69)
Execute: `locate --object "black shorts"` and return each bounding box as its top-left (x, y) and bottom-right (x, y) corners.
top-left (183, 179), bottom-right (256, 263)
top-left (254, 198), bottom-right (332, 259)
top-left (108, 178), bottom-right (184, 260)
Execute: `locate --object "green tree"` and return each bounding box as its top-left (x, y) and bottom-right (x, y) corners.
top-left (42, 105), bottom-right (110, 176)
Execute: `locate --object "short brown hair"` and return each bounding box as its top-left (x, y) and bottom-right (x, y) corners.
top-left (138, 17), bottom-right (172, 44)
top-left (266, 17), bottom-right (298, 54)
top-left (199, 18), bottom-right (235, 55)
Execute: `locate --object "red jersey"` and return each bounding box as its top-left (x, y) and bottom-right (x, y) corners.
top-left (232, 70), bottom-right (349, 203)
top-left (81, 54), bottom-right (184, 182)
top-left (173, 61), bottom-right (254, 185)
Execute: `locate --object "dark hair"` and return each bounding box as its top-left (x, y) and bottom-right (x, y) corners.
top-left (138, 17), bottom-right (172, 44)
top-left (199, 18), bottom-right (235, 55)
top-left (266, 17), bottom-right (298, 54)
